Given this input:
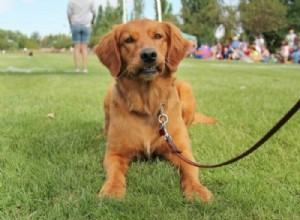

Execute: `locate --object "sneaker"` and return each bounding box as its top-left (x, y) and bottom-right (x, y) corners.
top-left (75, 68), bottom-right (80, 73)
top-left (83, 69), bottom-right (88, 73)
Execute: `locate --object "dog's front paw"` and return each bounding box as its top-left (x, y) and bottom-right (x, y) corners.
top-left (182, 183), bottom-right (213, 203)
top-left (98, 182), bottom-right (126, 198)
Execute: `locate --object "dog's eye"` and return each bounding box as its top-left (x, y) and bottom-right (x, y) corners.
top-left (154, 33), bottom-right (162, 39)
top-left (125, 37), bottom-right (134, 44)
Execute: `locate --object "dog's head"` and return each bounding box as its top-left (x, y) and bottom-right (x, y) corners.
top-left (94, 19), bottom-right (190, 80)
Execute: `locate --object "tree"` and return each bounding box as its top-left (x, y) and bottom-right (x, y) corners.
top-left (29, 32), bottom-right (41, 48)
top-left (0, 29), bottom-right (27, 50)
top-left (279, 0), bottom-right (300, 33)
top-left (262, 0), bottom-right (300, 52)
top-left (219, 4), bottom-right (241, 41)
top-left (40, 34), bottom-right (72, 49)
top-left (239, 0), bottom-right (287, 35)
top-left (180, 0), bottom-right (221, 44)
top-left (30, 32), bottom-right (41, 42)
top-left (239, 0), bottom-right (287, 52)
top-left (90, 1), bottom-right (123, 47)
top-left (131, 0), bottom-right (144, 20)
top-left (24, 39), bottom-right (39, 49)
top-left (52, 35), bottom-right (72, 48)
top-left (154, 0), bottom-right (179, 24)
top-left (0, 30), bottom-right (11, 50)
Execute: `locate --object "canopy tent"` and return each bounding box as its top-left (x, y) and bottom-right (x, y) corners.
top-left (182, 32), bottom-right (198, 48)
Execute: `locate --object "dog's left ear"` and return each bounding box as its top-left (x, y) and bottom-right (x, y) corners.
top-left (164, 22), bottom-right (190, 73)
top-left (94, 27), bottom-right (121, 77)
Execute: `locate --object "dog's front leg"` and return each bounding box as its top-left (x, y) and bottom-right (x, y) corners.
top-left (163, 145), bottom-right (213, 203)
top-left (99, 150), bottom-right (131, 198)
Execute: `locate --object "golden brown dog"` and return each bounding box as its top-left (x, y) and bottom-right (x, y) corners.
top-left (94, 19), bottom-right (214, 202)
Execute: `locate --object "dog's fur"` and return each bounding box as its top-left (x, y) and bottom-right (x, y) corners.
top-left (94, 19), bottom-right (213, 202)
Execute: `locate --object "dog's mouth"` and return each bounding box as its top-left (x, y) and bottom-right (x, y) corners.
top-left (140, 65), bottom-right (157, 73)
top-left (138, 65), bottom-right (161, 79)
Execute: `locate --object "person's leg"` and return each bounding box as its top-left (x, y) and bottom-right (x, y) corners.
top-left (74, 44), bottom-right (81, 71)
top-left (70, 24), bottom-right (81, 71)
top-left (296, 52), bottom-right (300, 64)
top-left (284, 56), bottom-right (288, 64)
top-left (81, 43), bottom-right (88, 72)
top-left (293, 51), bottom-right (300, 64)
top-left (80, 25), bottom-right (91, 72)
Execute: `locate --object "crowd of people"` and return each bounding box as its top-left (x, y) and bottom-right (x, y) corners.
top-left (190, 29), bottom-right (300, 64)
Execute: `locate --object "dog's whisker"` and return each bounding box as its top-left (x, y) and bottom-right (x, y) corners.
top-left (164, 59), bottom-right (171, 70)
top-left (116, 68), bottom-right (129, 79)
top-left (116, 63), bottom-right (142, 79)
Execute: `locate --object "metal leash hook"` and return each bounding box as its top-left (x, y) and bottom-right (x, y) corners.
top-left (158, 103), bottom-right (183, 154)
top-left (158, 103), bottom-right (170, 140)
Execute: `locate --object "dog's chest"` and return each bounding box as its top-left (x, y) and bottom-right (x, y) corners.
top-left (139, 123), bottom-right (162, 158)
top-left (143, 142), bottom-right (152, 159)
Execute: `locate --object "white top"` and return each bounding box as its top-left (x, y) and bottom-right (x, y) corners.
top-left (67, 0), bottom-right (97, 27)
top-left (286, 33), bottom-right (297, 48)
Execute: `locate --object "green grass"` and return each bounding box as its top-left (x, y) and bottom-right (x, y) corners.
top-left (0, 53), bottom-right (299, 219)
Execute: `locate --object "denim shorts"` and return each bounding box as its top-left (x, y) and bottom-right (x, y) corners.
top-left (70, 24), bottom-right (91, 44)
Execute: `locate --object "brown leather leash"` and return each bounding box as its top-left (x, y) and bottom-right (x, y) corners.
top-left (158, 99), bottom-right (300, 168)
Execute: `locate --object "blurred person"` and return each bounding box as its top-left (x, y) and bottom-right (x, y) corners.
top-left (232, 40), bottom-right (252, 63)
top-left (254, 34), bottom-right (263, 54)
top-left (260, 45), bottom-right (270, 63)
top-left (231, 36), bottom-right (240, 49)
top-left (224, 38), bottom-right (233, 59)
top-left (239, 38), bottom-right (249, 56)
top-left (249, 45), bottom-right (261, 62)
top-left (259, 34), bottom-right (265, 47)
top-left (213, 42), bottom-right (223, 60)
top-left (68, 0), bottom-right (97, 73)
top-left (291, 38), bottom-right (300, 64)
top-left (187, 40), bottom-right (196, 58)
top-left (280, 40), bottom-right (290, 63)
top-left (285, 29), bottom-right (297, 53)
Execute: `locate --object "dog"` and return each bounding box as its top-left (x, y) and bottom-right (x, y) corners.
top-left (94, 19), bottom-right (214, 202)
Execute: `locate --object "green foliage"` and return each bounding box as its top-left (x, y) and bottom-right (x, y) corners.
top-left (24, 38), bottom-right (39, 49)
top-left (181, 0), bottom-right (221, 44)
top-left (0, 29), bottom-right (71, 50)
top-left (30, 32), bottom-right (41, 42)
top-left (40, 34), bottom-right (72, 49)
top-left (154, 0), bottom-right (179, 25)
top-left (90, 2), bottom-right (122, 47)
top-left (0, 29), bottom-right (26, 50)
top-left (131, 0), bottom-right (144, 20)
top-left (238, 0), bottom-right (300, 52)
top-left (239, 0), bottom-right (287, 34)
top-left (280, 0), bottom-right (300, 32)
top-left (220, 5), bottom-right (241, 41)
top-left (0, 54), bottom-right (299, 219)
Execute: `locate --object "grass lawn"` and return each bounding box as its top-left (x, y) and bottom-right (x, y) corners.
top-left (0, 53), bottom-right (299, 219)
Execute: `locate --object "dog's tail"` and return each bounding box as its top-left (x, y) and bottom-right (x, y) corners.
top-left (193, 113), bottom-right (217, 124)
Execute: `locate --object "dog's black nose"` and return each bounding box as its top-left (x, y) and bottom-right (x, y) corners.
top-left (140, 48), bottom-right (157, 63)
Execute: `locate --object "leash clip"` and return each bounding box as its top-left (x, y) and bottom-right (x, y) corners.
top-left (158, 102), bottom-right (170, 140)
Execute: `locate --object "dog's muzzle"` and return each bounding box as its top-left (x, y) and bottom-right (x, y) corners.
top-left (139, 48), bottom-right (162, 77)
top-left (140, 48), bottom-right (157, 64)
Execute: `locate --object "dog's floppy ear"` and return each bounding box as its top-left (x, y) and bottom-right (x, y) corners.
top-left (94, 28), bottom-right (121, 77)
top-left (164, 22), bottom-right (190, 73)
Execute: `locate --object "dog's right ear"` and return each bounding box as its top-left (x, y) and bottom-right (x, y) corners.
top-left (164, 22), bottom-right (190, 73)
top-left (94, 29), bottom-right (121, 77)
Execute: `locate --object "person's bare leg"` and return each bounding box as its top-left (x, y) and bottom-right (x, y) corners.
top-left (74, 43), bottom-right (81, 71)
top-left (81, 43), bottom-right (88, 72)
